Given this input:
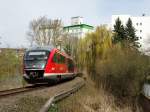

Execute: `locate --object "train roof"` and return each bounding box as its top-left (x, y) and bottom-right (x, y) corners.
top-left (26, 46), bottom-right (73, 59)
top-left (26, 46), bottom-right (54, 52)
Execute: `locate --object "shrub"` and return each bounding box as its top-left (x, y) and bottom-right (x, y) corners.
top-left (77, 25), bottom-right (150, 98)
top-left (94, 45), bottom-right (150, 97)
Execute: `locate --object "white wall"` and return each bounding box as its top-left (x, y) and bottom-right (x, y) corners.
top-left (71, 17), bottom-right (83, 25)
top-left (64, 27), bottom-right (93, 38)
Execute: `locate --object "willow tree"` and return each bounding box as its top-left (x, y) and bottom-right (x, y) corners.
top-left (76, 25), bottom-right (112, 74)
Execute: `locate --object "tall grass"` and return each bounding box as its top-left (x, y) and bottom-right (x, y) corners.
top-left (0, 50), bottom-right (22, 75)
top-left (57, 79), bottom-right (141, 112)
top-left (0, 50), bottom-right (23, 90)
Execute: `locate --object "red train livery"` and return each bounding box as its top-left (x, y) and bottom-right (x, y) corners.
top-left (23, 46), bottom-right (76, 84)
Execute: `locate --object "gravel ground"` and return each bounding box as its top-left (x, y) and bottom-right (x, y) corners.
top-left (0, 74), bottom-right (26, 91)
top-left (0, 77), bottom-right (84, 112)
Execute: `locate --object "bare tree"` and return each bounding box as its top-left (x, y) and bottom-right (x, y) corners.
top-left (61, 33), bottom-right (79, 57)
top-left (27, 16), bottom-right (63, 47)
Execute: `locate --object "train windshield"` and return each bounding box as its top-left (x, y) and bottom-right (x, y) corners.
top-left (24, 50), bottom-right (50, 69)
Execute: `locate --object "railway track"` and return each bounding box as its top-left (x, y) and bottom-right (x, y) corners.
top-left (0, 79), bottom-right (78, 98)
top-left (0, 84), bottom-right (47, 98)
top-left (0, 77), bottom-right (84, 112)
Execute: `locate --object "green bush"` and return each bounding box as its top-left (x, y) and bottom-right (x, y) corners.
top-left (95, 46), bottom-right (150, 97)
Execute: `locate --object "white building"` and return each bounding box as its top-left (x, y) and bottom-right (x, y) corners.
top-left (111, 15), bottom-right (150, 53)
top-left (63, 17), bottom-right (94, 38)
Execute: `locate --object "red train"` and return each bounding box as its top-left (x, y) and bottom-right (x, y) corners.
top-left (23, 46), bottom-right (77, 84)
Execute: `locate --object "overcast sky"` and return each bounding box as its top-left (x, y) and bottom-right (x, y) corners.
top-left (0, 0), bottom-right (150, 48)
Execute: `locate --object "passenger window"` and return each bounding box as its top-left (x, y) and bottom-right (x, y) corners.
top-left (53, 53), bottom-right (65, 64)
top-left (53, 53), bottom-right (58, 63)
top-left (60, 55), bottom-right (65, 63)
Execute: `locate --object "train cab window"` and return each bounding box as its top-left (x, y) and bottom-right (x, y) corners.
top-left (25, 50), bottom-right (49, 60)
top-left (24, 50), bottom-right (50, 69)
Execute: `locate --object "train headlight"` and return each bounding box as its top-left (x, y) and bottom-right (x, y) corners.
top-left (41, 64), bottom-right (45, 69)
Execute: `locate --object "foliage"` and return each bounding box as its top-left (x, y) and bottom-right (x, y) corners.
top-left (95, 46), bottom-right (150, 97)
top-left (27, 16), bottom-right (63, 47)
top-left (125, 18), bottom-right (139, 48)
top-left (63, 44), bottom-right (72, 56)
top-left (61, 34), bottom-right (78, 57)
top-left (0, 50), bottom-right (22, 76)
top-left (76, 25), bottom-right (112, 73)
top-left (113, 18), bottom-right (126, 44)
top-left (58, 79), bottom-right (140, 112)
top-left (0, 49), bottom-right (26, 90)
top-left (48, 104), bottom-right (58, 112)
top-left (113, 18), bottom-right (139, 49)
top-left (77, 25), bottom-right (150, 98)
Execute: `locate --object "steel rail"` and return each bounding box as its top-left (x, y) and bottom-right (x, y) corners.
top-left (0, 85), bottom-right (46, 98)
top-left (0, 78), bottom-right (79, 98)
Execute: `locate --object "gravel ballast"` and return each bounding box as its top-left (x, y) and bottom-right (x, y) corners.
top-left (0, 77), bottom-right (84, 112)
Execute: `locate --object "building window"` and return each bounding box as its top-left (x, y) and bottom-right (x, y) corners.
top-left (140, 37), bottom-right (142, 39)
top-left (136, 23), bottom-right (138, 26)
top-left (140, 23), bottom-right (142, 25)
top-left (140, 30), bottom-right (142, 33)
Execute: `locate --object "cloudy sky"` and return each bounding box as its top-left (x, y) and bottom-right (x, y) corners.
top-left (0, 0), bottom-right (150, 48)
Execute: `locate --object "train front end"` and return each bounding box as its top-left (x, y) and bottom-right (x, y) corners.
top-left (23, 49), bottom-right (50, 84)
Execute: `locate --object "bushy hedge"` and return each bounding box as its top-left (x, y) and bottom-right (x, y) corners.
top-left (94, 46), bottom-right (150, 97)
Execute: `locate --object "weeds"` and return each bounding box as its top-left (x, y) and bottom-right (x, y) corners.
top-left (57, 79), bottom-right (141, 112)
top-left (0, 50), bottom-right (22, 75)
top-left (0, 50), bottom-right (24, 90)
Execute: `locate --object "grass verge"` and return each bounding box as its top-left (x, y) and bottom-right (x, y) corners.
top-left (51, 78), bottom-right (142, 112)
